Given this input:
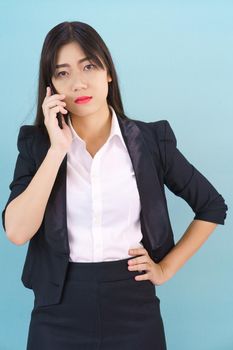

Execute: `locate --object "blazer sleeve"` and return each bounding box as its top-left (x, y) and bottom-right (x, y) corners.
top-left (157, 120), bottom-right (228, 225)
top-left (1, 126), bottom-right (36, 232)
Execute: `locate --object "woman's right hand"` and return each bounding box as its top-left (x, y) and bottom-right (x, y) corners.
top-left (42, 86), bottom-right (73, 154)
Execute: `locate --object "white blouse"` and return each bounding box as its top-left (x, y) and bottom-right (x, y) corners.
top-left (66, 105), bottom-right (144, 262)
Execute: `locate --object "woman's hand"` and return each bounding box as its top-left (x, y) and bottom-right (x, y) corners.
top-left (42, 86), bottom-right (73, 154)
top-left (128, 247), bottom-right (170, 286)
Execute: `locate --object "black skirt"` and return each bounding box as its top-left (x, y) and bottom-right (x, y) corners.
top-left (26, 256), bottom-right (167, 350)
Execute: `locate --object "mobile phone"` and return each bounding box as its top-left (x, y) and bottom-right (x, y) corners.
top-left (49, 83), bottom-right (64, 129)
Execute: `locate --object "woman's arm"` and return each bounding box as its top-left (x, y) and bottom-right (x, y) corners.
top-left (151, 120), bottom-right (228, 283)
top-left (155, 120), bottom-right (228, 225)
top-left (128, 219), bottom-right (218, 284)
top-left (5, 147), bottom-right (66, 245)
top-left (159, 219), bottom-right (218, 282)
top-left (2, 126), bottom-right (67, 245)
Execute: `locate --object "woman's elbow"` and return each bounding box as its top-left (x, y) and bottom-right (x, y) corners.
top-left (6, 230), bottom-right (28, 245)
top-left (194, 197), bottom-right (228, 226)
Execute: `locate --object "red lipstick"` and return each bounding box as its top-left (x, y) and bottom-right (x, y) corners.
top-left (74, 96), bottom-right (92, 104)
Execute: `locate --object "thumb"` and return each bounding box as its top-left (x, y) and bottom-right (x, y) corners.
top-left (62, 115), bottom-right (69, 128)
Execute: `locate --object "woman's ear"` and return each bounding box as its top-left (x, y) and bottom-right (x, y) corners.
top-left (107, 74), bottom-right (112, 83)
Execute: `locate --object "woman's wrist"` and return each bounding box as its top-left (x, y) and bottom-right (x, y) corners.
top-left (48, 146), bottom-right (67, 159)
top-left (157, 261), bottom-right (174, 285)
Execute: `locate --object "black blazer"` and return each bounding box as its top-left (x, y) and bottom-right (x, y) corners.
top-left (1, 115), bottom-right (228, 308)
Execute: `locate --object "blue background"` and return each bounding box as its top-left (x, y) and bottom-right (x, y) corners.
top-left (1, 1), bottom-right (232, 349)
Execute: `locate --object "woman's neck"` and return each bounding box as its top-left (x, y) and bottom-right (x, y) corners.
top-left (70, 105), bottom-right (112, 143)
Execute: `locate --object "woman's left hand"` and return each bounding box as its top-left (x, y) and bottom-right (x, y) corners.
top-left (128, 247), bottom-right (169, 286)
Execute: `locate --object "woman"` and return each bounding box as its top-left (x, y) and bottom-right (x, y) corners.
top-left (2, 21), bottom-right (228, 350)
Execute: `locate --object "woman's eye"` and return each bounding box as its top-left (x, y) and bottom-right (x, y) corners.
top-left (84, 64), bottom-right (96, 71)
top-left (56, 64), bottom-right (96, 78)
top-left (57, 71), bottom-right (68, 77)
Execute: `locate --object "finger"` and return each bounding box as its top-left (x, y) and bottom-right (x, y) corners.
top-left (50, 94), bottom-right (66, 100)
top-left (44, 105), bottom-right (67, 122)
top-left (49, 92), bottom-right (66, 100)
top-left (128, 248), bottom-right (148, 256)
top-left (45, 86), bottom-right (65, 100)
top-left (128, 262), bottom-right (148, 271)
top-left (134, 272), bottom-right (150, 281)
top-left (44, 103), bottom-right (67, 118)
top-left (46, 86), bottom-right (51, 96)
top-left (52, 105), bottom-right (67, 114)
top-left (128, 255), bottom-right (149, 265)
top-left (61, 115), bottom-right (69, 128)
top-left (46, 100), bottom-right (66, 109)
top-left (61, 115), bottom-right (66, 125)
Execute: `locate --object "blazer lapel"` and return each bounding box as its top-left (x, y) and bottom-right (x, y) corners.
top-left (117, 116), bottom-right (171, 252)
top-left (43, 114), bottom-right (171, 256)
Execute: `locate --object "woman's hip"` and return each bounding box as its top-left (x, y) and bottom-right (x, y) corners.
top-left (27, 257), bottom-right (167, 350)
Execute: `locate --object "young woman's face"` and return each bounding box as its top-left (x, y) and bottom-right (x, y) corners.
top-left (51, 41), bottom-right (112, 117)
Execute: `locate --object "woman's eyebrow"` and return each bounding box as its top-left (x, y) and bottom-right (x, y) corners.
top-left (55, 56), bottom-right (92, 69)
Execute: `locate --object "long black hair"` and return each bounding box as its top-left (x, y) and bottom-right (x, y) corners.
top-left (32, 21), bottom-right (130, 134)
